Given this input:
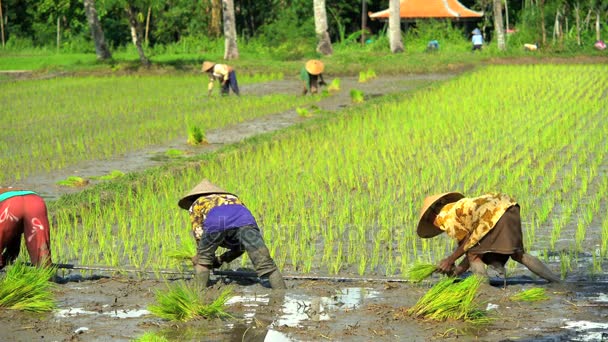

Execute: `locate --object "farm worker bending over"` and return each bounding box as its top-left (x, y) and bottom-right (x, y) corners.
top-left (471, 28), bottom-right (483, 51)
top-left (179, 179), bottom-right (286, 289)
top-left (300, 59), bottom-right (326, 95)
top-left (0, 187), bottom-right (52, 269)
top-left (202, 61), bottom-right (240, 96)
top-left (416, 192), bottom-right (561, 283)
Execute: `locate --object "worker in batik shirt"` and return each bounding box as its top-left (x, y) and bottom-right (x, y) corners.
top-left (417, 192), bottom-right (560, 283)
top-left (178, 179), bottom-right (285, 289)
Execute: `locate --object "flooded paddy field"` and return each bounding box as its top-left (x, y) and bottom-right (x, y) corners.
top-left (0, 269), bottom-right (606, 341)
top-left (3, 64), bottom-right (608, 341)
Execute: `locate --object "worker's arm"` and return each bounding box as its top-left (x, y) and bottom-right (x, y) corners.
top-left (437, 236), bottom-right (469, 274)
top-left (319, 73), bottom-right (326, 86)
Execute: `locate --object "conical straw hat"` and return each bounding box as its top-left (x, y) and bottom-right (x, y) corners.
top-left (178, 179), bottom-right (235, 210)
top-left (202, 61), bottom-right (215, 72)
top-left (305, 59), bottom-right (324, 75)
top-left (416, 192), bottom-right (464, 238)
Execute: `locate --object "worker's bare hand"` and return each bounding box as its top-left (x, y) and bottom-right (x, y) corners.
top-left (437, 258), bottom-right (455, 274)
top-left (191, 255), bottom-right (198, 266)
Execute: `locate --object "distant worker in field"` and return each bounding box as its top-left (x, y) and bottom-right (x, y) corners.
top-left (179, 179), bottom-right (286, 289)
top-left (471, 28), bottom-right (483, 51)
top-left (202, 61), bottom-right (240, 96)
top-left (594, 40), bottom-right (606, 50)
top-left (0, 187), bottom-right (52, 270)
top-left (524, 43), bottom-right (539, 51)
top-left (300, 59), bottom-right (326, 95)
top-left (417, 192), bottom-right (561, 283)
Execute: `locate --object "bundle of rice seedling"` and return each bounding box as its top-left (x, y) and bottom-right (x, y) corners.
top-left (509, 288), bottom-right (549, 302)
top-left (327, 78), bottom-right (341, 92)
top-left (406, 263), bottom-right (436, 282)
top-left (132, 332), bottom-right (169, 342)
top-left (350, 89), bottom-right (364, 103)
top-left (408, 275), bottom-right (490, 324)
top-left (166, 241), bottom-right (197, 263)
top-left (148, 282), bottom-right (232, 322)
top-left (0, 262), bottom-right (56, 312)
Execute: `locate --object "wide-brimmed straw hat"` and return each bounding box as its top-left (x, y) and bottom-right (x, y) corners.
top-left (305, 59), bottom-right (324, 75)
top-left (201, 61), bottom-right (215, 72)
top-left (178, 179), bottom-right (235, 210)
top-left (416, 192), bottom-right (464, 238)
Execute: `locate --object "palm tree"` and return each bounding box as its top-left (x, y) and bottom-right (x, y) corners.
top-left (314, 0), bottom-right (333, 55)
top-left (222, 0), bottom-right (239, 59)
top-left (493, 0), bottom-right (506, 50)
top-left (388, 0), bottom-right (404, 53)
top-left (83, 0), bottom-right (112, 60)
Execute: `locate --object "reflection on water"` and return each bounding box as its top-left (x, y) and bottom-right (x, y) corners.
top-left (55, 307), bottom-right (150, 318)
top-left (561, 320), bottom-right (608, 342)
top-left (225, 287), bottom-right (380, 341)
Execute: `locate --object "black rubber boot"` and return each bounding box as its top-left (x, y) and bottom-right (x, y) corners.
top-left (266, 270), bottom-right (287, 289)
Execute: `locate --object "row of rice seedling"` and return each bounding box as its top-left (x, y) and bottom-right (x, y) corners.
top-left (0, 74), bottom-right (320, 184)
top-left (48, 64), bottom-right (607, 278)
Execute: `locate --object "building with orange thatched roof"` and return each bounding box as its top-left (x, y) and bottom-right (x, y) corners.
top-left (369, 0), bottom-right (483, 20)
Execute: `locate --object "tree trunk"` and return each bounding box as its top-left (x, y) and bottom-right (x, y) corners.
top-left (595, 11), bottom-right (600, 41)
top-left (144, 6), bottom-right (151, 45)
top-left (313, 0), bottom-right (333, 55)
top-left (539, 0), bottom-right (546, 46)
top-left (83, 0), bottom-right (112, 60)
top-left (222, 0), bottom-right (239, 60)
top-left (504, 0), bottom-right (509, 31)
top-left (388, 0), bottom-right (403, 53)
top-left (56, 16), bottom-right (61, 50)
top-left (361, 0), bottom-right (367, 45)
top-left (125, 3), bottom-right (150, 66)
top-left (210, 0), bottom-right (221, 38)
top-left (493, 0), bottom-right (506, 50)
top-left (574, 3), bottom-right (580, 46)
top-left (0, 0), bottom-right (4, 47)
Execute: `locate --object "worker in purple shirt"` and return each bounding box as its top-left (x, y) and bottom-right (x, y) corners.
top-left (178, 179), bottom-right (286, 289)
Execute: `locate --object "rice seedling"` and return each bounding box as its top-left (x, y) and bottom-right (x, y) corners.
top-left (187, 125), bottom-right (207, 145)
top-left (166, 241), bottom-right (197, 263)
top-left (56, 176), bottom-right (89, 187)
top-left (164, 149), bottom-right (185, 158)
top-left (90, 170), bottom-right (125, 181)
top-left (408, 275), bottom-right (489, 324)
top-left (296, 107), bottom-right (312, 118)
top-left (327, 78), bottom-right (341, 92)
top-left (358, 69), bottom-right (377, 83)
top-left (350, 89), bottom-right (364, 103)
top-left (0, 262), bottom-right (56, 312)
top-left (148, 282), bottom-right (232, 322)
top-left (131, 332), bottom-right (169, 342)
top-left (406, 263), bottom-right (436, 282)
top-left (509, 288), bottom-right (549, 302)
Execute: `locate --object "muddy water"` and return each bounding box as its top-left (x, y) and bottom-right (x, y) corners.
top-left (0, 273), bottom-right (606, 342)
top-left (11, 74), bottom-right (456, 201)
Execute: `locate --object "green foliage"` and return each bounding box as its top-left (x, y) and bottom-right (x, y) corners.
top-left (148, 283), bottom-right (232, 322)
top-left (509, 288), bottom-right (549, 302)
top-left (0, 262), bottom-right (56, 312)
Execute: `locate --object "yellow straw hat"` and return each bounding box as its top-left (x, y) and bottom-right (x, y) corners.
top-left (416, 192), bottom-right (464, 238)
top-left (178, 179), bottom-right (235, 210)
top-left (201, 61), bottom-right (215, 72)
top-left (305, 59), bottom-right (324, 75)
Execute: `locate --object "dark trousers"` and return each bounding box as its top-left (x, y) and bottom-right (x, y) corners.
top-left (196, 225), bottom-right (277, 277)
top-left (221, 71), bottom-right (240, 96)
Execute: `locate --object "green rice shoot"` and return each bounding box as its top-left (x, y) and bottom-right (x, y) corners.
top-left (327, 78), bottom-right (341, 92)
top-left (148, 282), bottom-right (232, 322)
top-left (350, 89), bottom-right (364, 103)
top-left (0, 262), bottom-right (57, 312)
top-left (406, 263), bottom-right (437, 282)
top-left (509, 288), bottom-right (549, 302)
top-left (408, 275), bottom-right (490, 324)
top-left (131, 332), bottom-right (169, 342)
top-left (166, 242), bottom-right (197, 263)
top-left (56, 175), bottom-right (89, 187)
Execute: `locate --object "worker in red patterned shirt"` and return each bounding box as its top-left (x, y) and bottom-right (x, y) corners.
top-left (179, 179), bottom-right (286, 289)
top-left (0, 187), bottom-right (52, 269)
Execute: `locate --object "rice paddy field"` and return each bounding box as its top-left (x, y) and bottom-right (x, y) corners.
top-left (1, 63), bottom-right (607, 341)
